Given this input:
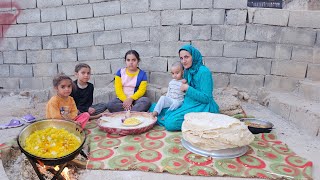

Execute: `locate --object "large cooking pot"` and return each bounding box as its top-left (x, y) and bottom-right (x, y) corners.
top-left (17, 119), bottom-right (86, 166)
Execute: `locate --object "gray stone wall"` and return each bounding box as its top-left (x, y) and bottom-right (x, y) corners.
top-left (1, 0), bottom-right (320, 95)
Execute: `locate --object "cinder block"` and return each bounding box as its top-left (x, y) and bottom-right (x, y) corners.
top-left (254, 9), bottom-right (289, 26)
top-left (150, 26), bottom-right (179, 42)
top-left (66, 4), bottom-right (93, 20)
top-left (3, 51), bottom-right (26, 64)
top-left (77, 46), bottom-right (104, 61)
top-left (181, 0), bottom-right (212, 9)
top-left (121, 28), bottom-right (149, 43)
top-left (0, 65), bottom-right (9, 77)
top-left (161, 10), bottom-right (192, 25)
top-left (298, 80), bottom-right (320, 102)
top-left (212, 25), bottom-right (226, 40)
top-left (109, 59), bottom-right (125, 74)
top-left (313, 47), bottom-right (320, 64)
top-left (317, 30), bottom-right (320, 45)
top-left (275, 44), bottom-right (292, 60)
top-left (264, 75), bottom-right (299, 92)
top-left (213, 73), bottom-right (230, 88)
top-left (103, 43), bottom-right (131, 59)
top-left (94, 31), bottom-right (121, 45)
top-left (167, 57), bottom-right (180, 70)
top-left (52, 48), bottom-right (77, 62)
top-left (18, 37), bottom-right (42, 50)
top-left (17, 0), bottom-right (37, 9)
top-left (0, 38), bottom-right (17, 51)
top-left (57, 62), bottom-right (78, 75)
top-left (237, 58), bottom-right (272, 75)
top-left (180, 25), bottom-right (211, 41)
top-left (41, 6), bottom-right (66, 22)
top-left (68, 33), bottom-right (94, 48)
top-left (257, 42), bottom-right (275, 58)
top-left (63, 0), bottom-right (88, 5)
top-left (19, 77), bottom-right (44, 90)
top-left (42, 35), bottom-right (68, 49)
top-left (262, 92), bottom-right (291, 119)
top-left (92, 74), bottom-right (115, 88)
top-left (37, 0), bottom-right (62, 8)
top-left (0, 53), bottom-right (3, 64)
top-left (3, 24), bottom-right (26, 37)
top-left (230, 74), bottom-right (265, 94)
top-left (204, 57), bottom-right (237, 73)
top-left (17, 9), bottom-right (40, 23)
top-left (271, 61), bottom-right (307, 78)
top-left (307, 64), bottom-right (320, 81)
top-left (104, 14), bottom-right (132, 30)
top-left (27, 50), bottom-right (52, 64)
top-left (223, 42), bottom-right (257, 58)
top-left (160, 42), bottom-right (188, 56)
top-left (132, 12), bottom-right (160, 27)
top-left (226, 9), bottom-right (247, 25)
top-left (121, 0), bottom-right (148, 14)
top-left (280, 27), bottom-right (316, 46)
top-left (27, 22), bottom-right (51, 36)
top-left (51, 20), bottom-right (77, 35)
top-left (214, 0), bottom-right (247, 9)
top-left (289, 11), bottom-right (320, 28)
top-left (131, 42), bottom-right (160, 57)
top-left (245, 24), bottom-right (281, 43)
top-left (192, 41), bottom-right (223, 57)
top-left (291, 46), bottom-right (313, 62)
top-left (33, 63), bottom-right (58, 77)
top-left (83, 60), bottom-right (111, 74)
top-left (0, 78), bottom-right (19, 89)
top-left (224, 25), bottom-right (245, 41)
top-left (149, 72), bottom-right (171, 87)
top-left (150, 0), bottom-right (180, 10)
top-left (140, 57), bottom-right (167, 72)
top-left (290, 105), bottom-right (320, 136)
top-left (10, 65), bottom-right (33, 77)
top-left (93, 1), bottom-right (120, 17)
top-left (193, 9), bottom-right (224, 25)
top-left (77, 17), bottom-right (104, 33)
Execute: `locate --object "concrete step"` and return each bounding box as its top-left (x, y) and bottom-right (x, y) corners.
top-left (297, 80), bottom-right (320, 102)
top-left (258, 90), bottom-right (320, 137)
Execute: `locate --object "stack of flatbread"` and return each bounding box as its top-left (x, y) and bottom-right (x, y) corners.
top-left (182, 112), bottom-right (254, 151)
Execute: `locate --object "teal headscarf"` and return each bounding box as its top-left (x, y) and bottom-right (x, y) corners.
top-left (179, 44), bottom-right (204, 87)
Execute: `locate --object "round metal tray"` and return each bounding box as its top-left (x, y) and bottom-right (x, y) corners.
top-left (181, 138), bottom-right (248, 159)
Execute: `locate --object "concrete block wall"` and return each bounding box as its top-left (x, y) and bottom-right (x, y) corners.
top-left (0, 0), bottom-right (320, 97)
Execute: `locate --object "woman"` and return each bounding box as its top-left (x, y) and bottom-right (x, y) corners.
top-left (151, 44), bottom-right (219, 131)
top-left (107, 50), bottom-right (151, 112)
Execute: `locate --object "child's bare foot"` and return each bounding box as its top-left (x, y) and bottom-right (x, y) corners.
top-left (152, 111), bottom-right (158, 117)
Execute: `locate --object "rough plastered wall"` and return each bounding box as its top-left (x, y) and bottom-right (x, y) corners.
top-left (0, 0), bottom-right (320, 96)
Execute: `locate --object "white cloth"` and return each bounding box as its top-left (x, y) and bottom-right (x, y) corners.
top-left (166, 79), bottom-right (185, 101)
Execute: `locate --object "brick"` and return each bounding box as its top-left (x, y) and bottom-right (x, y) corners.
top-left (19, 77), bottom-right (44, 89)
top-left (140, 57), bottom-right (167, 73)
top-left (104, 43), bottom-right (131, 59)
top-left (33, 63), bottom-right (58, 77)
top-left (224, 25), bottom-right (245, 41)
top-left (298, 80), bottom-right (320, 102)
top-left (52, 49), bottom-right (77, 62)
top-left (160, 42), bottom-right (187, 56)
top-left (150, 26), bottom-right (179, 42)
top-left (237, 58), bottom-right (271, 75)
top-left (224, 42), bottom-right (257, 58)
top-left (291, 46), bottom-right (313, 62)
top-left (0, 78), bottom-right (19, 89)
top-left (121, 28), bottom-right (149, 43)
top-left (77, 17), bottom-right (104, 33)
top-left (317, 30), bottom-right (320, 45)
top-left (17, 0), bottom-right (37, 9)
top-left (41, 6), bottom-right (66, 22)
top-left (161, 10), bottom-right (192, 25)
top-left (230, 74), bottom-right (265, 94)
top-left (226, 9), bottom-right (247, 25)
top-left (192, 41), bottom-right (223, 56)
top-left (193, 9), bottom-right (224, 25)
top-left (27, 50), bottom-right (52, 63)
top-left (289, 11), bottom-right (320, 28)
top-left (280, 28), bottom-right (316, 46)
top-left (17, 9), bottom-right (40, 23)
top-left (204, 57), bottom-right (237, 73)
top-left (51, 20), bottom-right (77, 35)
top-left (77, 46), bottom-right (104, 61)
top-left (149, 72), bottom-right (171, 87)
top-left (211, 25), bottom-right (225, 40)
top-left (271, 61), bottom-right (307, 78)
top-left (0, 65), bottom-right (9, 77)
top-left (121, 0), bottom-right (148, 14)
top-left (43, 35), bottom-right (68, 49)
top-left (0, 38), bottom-right (17, 51)
top-left (131, 42), bottom-right (160, 57)
top-left (109, 59), bottom-right (125, 74)
top-left (180, 25), bottom-right (211, 41)
top-left (66, 4), bottom-right (93, 20)
top-left (214, 0), bottom-right (247, 9)
top-left (3, 51), bottom-right (26, 64)
top-left (10, 65), bottom-right (33, 77)
top-left (245, 24), bottom-right (281, 43)
top-left (254, 9), bottom-right (289, 26)
top-left (132, 12), bottom-right (160, 27)
top-left (275, 44), bottom-right (292, 60)
top-left (18, 37), bottom-right (42, 50)
top-left (257, 42), bottom-right (275, 58)
top-left (150, 0), bottom-right (180, 10)
top-left (93, 1), bottom-right (120, 17)
top-left (94, 31), bottom-right (121, 45)
top-left (0, 52), bottom-right (3, 64)
top-left (92, 74), bottom-right (114, 88)
top-left (37, 0), bottom-right (62, 8)
top-left (307, 64), bottom-right (320, 81)
top-left (27, 22), bottom-right (51, 36)
top-left (181, 0), bottom-right (212, 9)
top-left (68, 33), bottom-right (94, 48)
top-left (104, 14), bottom-right (132, 30)
top-left (63, 0), bottom-right (88, 5)
top-left (264, 75), bottom-right (299, 92)
top-left (84, 60), bottom-right (111, 74)
top-left (314, 47), bottom-right (320, 64)
top-left (57, 62), bottom-right (78, 75)
top-left (213, 73), bottom-right (230, 88)
top-left (3, 24), bottom-right (26, 37)
top-left (89, 0), bottom-right (109, 2)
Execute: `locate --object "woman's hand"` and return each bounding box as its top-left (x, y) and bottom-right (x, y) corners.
top-left (180, 83), bottom-right (189, 92)
top-left (123, 97), bottom-right (133, 111)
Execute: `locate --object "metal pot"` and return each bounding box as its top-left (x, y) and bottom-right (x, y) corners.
top-left (241, 118), bottom-right (274, 134)
top-left (17, 119), bottom-right (86, 166)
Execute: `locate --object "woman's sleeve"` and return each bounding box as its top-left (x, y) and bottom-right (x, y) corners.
top-left (115, 76), bottom-right (127, 102)
top-left (185, 68), bottom-right (213, 104)
top-left (131, 81), bottom-right (147, 100)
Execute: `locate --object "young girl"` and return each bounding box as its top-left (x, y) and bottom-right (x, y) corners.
top-left (107, 50), bottom-right (151, 112)
top-left (46, 73), bottom-right (90, 128)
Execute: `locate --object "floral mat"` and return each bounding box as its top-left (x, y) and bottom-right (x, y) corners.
top-left (84, 121), bottom-right (313, 179)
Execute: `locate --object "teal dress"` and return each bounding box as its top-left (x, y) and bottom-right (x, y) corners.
top-left (150, 45), bottom-right (219, 131)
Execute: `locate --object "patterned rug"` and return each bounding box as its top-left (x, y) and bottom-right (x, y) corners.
top-left (85, 121), bottom-right (313, 179)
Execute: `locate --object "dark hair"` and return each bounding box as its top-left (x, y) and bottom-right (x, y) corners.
top-left (125, 50), bottom-right (140, 62)
top-left (52, 73), bottom-right (73, 87)
top-left (75, 63), bottom-right (91, 73)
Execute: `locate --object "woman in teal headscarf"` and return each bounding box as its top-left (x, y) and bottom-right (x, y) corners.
top-left (150, 44), bottom-right (219, 131)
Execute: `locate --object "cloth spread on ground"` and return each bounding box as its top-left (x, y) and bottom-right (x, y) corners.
top-left (84, 121), bottom-right (313, 179)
